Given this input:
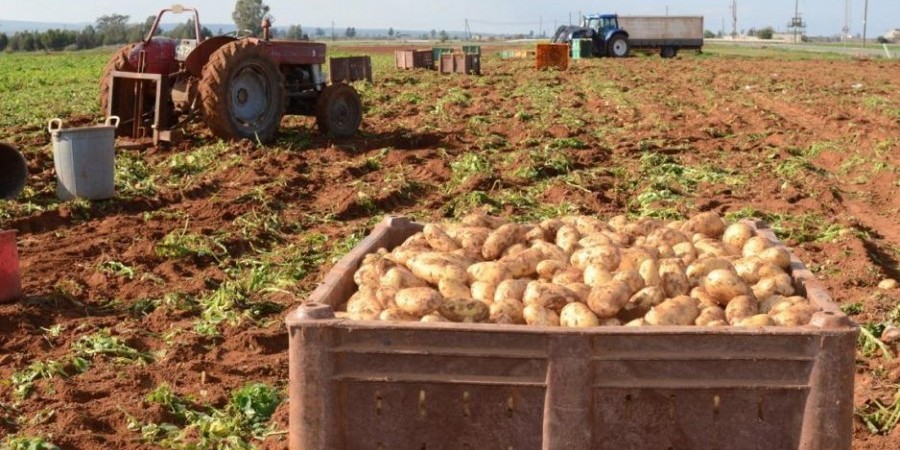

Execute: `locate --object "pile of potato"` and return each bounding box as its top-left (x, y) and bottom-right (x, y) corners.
top-left (344, 212), bottom-right (820, 327)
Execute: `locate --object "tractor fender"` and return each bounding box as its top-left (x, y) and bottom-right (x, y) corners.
top-left (185, 36), bottom-right (238, 77)
top-left (604, 29), bottom-right (629, 42)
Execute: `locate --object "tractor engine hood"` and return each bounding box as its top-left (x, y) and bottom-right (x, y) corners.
top-left (127, 37), bottom-right (180, 76)
top-left (551, 25), bottom-right (594, 44)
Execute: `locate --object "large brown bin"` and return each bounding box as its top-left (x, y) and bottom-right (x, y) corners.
top-left (536, 43), bottom-right (570, 70)
top-left (438, 53), bottom-right (481, 75)
top-left (395, 50), bottom-right (434, 70)
top-left (287, 217), bottom-right (857, 450)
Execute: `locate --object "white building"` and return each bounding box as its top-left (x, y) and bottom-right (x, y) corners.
top-left (884, 29), bottom-right (900, 42)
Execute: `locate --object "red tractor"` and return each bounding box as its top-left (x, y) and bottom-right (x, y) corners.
top-left (100, 5), bottom-right (371, 145)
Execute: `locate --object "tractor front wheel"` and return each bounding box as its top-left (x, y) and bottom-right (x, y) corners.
top-left (99, 45), bottom-right (135, 116)
top-left (199, 40), bottom-right (284, 143)
top-left (315, 84), bottom-right (363, 138)
top-left (608, 36), bottom-right (630, 58)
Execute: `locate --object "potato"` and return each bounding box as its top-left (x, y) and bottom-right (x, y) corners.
top-left (659, 259), bottom-right (690, 298)
top-left (494, 279), bottom-right (529, 302)
top-left (758, 246), bottom-right (792, 271)
top-left (758, 295), bottom-right (791, 314)
top-left (686, 258), bottom-right (734, 284)
top-left (626, 286), bottom-right (666, 312)
top-left (467, 262), bottom-right (512, 284)
top-left (639, 259), bottom-right (661, 287)
top-left (704, 269), bottom-right (751, 305)
top-left (395, 287), bottom-right (444, 316)
top-left (560, 302), bottom-right (601, 328)
top-left (694, 239), bottom-right (730, 258)
top-left (623, 218), bottom-right (661, 240)
top-left (571, 245), bottom-right (621, 271)
top-left (539, 218), bottom-right (565, 237)
top-left (553, 268), bottom-right (584, 285)
top-left (691, 287), bottom-right (720, 310)
top-left (754, 273), bottom-right (795, 298)
top-left (672, 241), bottom-right (698, 265)
top-left (725, 295), bottom-right (758, 325)
top-left (757, 263), bottom-right (786, 279)
top-left (657, 245), bottom-right (676, 259)
top-left (618, 247), bottom-right (656, 272)
top-left (525, 226), bottom-right (551, 243)
top-left (584, 264), bottom-right (614, 287)
top-left (682, 211), bottom-right (726, 238)
top-left (471, 281), bottom-right (498, 303)
top-left (587, 281), bottom-right (631, 318)
top-left (461, 212), bottom-right (506, 229)
top-left (608, 214), bottom-right (629, 231)
top-left (347, 292), bottom-right (383, 321)
top-left (447, 226), bottom-right (491, 260)
top-left (732, 257), bottom-right (764, 284)
top-left (406, 253), bottom-right (468, 285)
top-left (735, 314), bottom-right (775, 327)
top-left (742, 236), bottom-right (774, 258)
top-left (555, 225), bottom-right (581, 253)
top-left (624, 318), bottom-right (645, 327)
top-left (523, 305), bottom-right (560, 326)
top-left (564, 283), bottom-right (591, 302)
top-left (381, 266), bottom-right (428, 289)
top-left (354, 254), bottom-right (395, 287)
top-left (695, 306), bottom-right (726, 326)
top-left (613, 270), bottom-right (645, 295)
top-left (490, 298), bottom-right (526, 324)
top-left (438, 278), bottom-right (472, 300)
top-left (536, 260), bottom-right (568, 280)
top-left (723, 222), bottom-right (755, 250)
top-left (706, 320), bottom-right (728, 327)
top-left (647, 227), bottom-right (690, 248)
top-left (483, 223), bottom-right (526, 260)
top-left (439, 298), bottom-right (490, 323)
top-left (401, 232), bottom-right (430, 249)
top-left (771, 304), bottom-right (818, 326)
top-left (500, 247), bottom-right (543, 278)
top-left (579, 234), bottom-right (614, 248)
top-left (423, 223), bottom-right (461, 252)
top-left (523, 281), bottom-right (579, 312)
top-left (645, 295), bottom-right (700, 326)
top-left (573, 216), bottom-right (611, 236)
top-left (421, 312), bottom-right (450, 323)
top-left (379, 308), bottom-right (419, 321)
top-left (375, 287), bottom-right (399, 309)
top-left (531, 241), bottom-right (569, 262)
top-left (501, 243), bottom-right (529, 259)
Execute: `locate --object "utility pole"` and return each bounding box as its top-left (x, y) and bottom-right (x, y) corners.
top-left (666, 6), bottom-right (669, 16)
top-left (539, 15), bottom-right (542, 38)
top-left (731, 0), bottom-right (737, 39)
top-left (787, 0), bottom-right (806, 44)
top-left (331, 21), bottom-right (335, 41)
top-left (862, 0), bottom-right (869, 47)
top-left (842, 0), bottom-right (851, 41)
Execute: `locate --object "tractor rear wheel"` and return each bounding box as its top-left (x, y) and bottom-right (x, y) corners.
top-left (315, 84), bottom-right (363, 138)
top-left (98, 45), bottom-right (135, 116)
top-left (199, 40), bottom-right (284, 143)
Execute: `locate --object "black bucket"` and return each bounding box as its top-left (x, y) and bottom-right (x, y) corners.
top-left (0, 143), bottom-right (27, 200)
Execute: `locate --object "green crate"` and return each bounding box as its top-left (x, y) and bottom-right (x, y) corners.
top-left (572, 39), bottom-right (594, 59)
top-left (432, 47), bottom-right (453, 62)
top-left (462, 45), bottom-right (481, 55)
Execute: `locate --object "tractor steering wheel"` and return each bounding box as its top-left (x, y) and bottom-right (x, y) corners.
top-left (222, 29), bottom-right (254, 39)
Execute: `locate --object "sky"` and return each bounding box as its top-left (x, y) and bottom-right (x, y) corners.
top-left (1, 0), bottom-right (898, 37)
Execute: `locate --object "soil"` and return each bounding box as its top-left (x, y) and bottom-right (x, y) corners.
top-left (1, 48), bottom-right (898, 449)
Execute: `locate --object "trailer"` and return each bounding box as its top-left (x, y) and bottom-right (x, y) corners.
top-left (551, 14), bottom-right (704, 58)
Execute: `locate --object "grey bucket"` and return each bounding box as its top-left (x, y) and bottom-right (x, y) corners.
top-left (48, 117), bottom-right (119, 201)
top-left (0, 142), bottom-right (27, 200)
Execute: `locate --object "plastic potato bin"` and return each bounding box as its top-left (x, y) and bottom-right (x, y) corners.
top-left (287, 217), bottom-right (857, 450)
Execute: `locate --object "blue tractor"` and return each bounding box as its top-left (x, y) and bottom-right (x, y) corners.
top-left (551, 14), bottom-right (630, 57)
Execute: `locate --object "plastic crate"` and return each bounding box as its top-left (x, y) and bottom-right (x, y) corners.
top-left (329, 56), bottom-right (372, 83)
top-left (572, 39), bottom-right (594, 59)
top-left (394, 50), bottom-right (434, 70)
top-left (432, 47), bottom-right (454, 63)
top-left (462, 45), bottom-right (482, 55)
top-left (287, 217), bottom-right (857, 450)
top-left (536, 43), bottom-right (570, 70)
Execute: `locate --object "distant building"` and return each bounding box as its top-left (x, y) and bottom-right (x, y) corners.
top-left (884, 29), bottom-right (900, 42)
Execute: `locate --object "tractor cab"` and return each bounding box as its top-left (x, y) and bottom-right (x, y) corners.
top-left (583, 14), bottom-right (620, 36)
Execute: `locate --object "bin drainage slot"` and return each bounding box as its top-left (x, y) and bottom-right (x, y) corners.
top-left (668, 394), bottom-right (676, 419)
top-left (463, 391), bottom-right (471, 418)
top-left (507, 395), bottom-right (515, 418)
top-left (713, 394), bottom-right (720, 417)
top-left (419, 390), bottom-right (427, 417)
top-left (757, 397), bottom-right (765, 422)
top-left (375, 391), bottom-right (382, 416)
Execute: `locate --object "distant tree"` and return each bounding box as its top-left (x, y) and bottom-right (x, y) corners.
top-left (756, 27), bottom-right (774, 40)
top-left (0, 33), bottom-right (7, 52)
top-left (232, 0), bottom-right (270, 36)
top-left (345, 27), bottom-right (357, 38)
top-left (746, 27), bottom-right (756, 37)
top-left (285, 24), bottom-right (304, 40)
top-left (388, 27), bottom-right (395, 38)
top-left (703, 30), bottom-right (716, 39)
top-left (430, 29), bottom-right (437, 39)
top-left (96, 14), bottom-right (130, 45)
top-left (167, 20), bottom-right (212, 40)
top-left (439, 30), bottom-right (449, 42)
top-left (75, 26), bottom-right (96, 49)
top-left (529, 30), bottom-right (534, 38)
top-left (315, 27), bottom-right (325, 37)
top-left (876, 36), bottom-right (890, 44)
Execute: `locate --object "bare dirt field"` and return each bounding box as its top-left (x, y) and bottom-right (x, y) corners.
top-left (0, 46), bottom-right (898, 448)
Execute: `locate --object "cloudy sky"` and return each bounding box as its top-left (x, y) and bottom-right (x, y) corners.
top-left (2, 0), bottom-right (897, 37)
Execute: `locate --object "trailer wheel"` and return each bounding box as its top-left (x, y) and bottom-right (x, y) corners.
top-left (200, 40), bottom-right (284, 143)
top-left (661, 47), bottom-right (677, 58)
top-left (316, 84), bottom-right (363, 138)
top-left (98, 45), bottom-right (135, 116)
top-left (608, 36), bottom-right (630, 57)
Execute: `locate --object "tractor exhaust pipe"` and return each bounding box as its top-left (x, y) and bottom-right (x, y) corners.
top-left (0, 143), bottom-right (27, 200)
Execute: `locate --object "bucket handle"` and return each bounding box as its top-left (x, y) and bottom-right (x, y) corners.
top-left (105, 116), bottom-right (120, 129)
top-left (48, 118), bottom-right (63, 133)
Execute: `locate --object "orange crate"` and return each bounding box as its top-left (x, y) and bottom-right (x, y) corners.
top-left (536, 44), bottom-right (570, 70)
